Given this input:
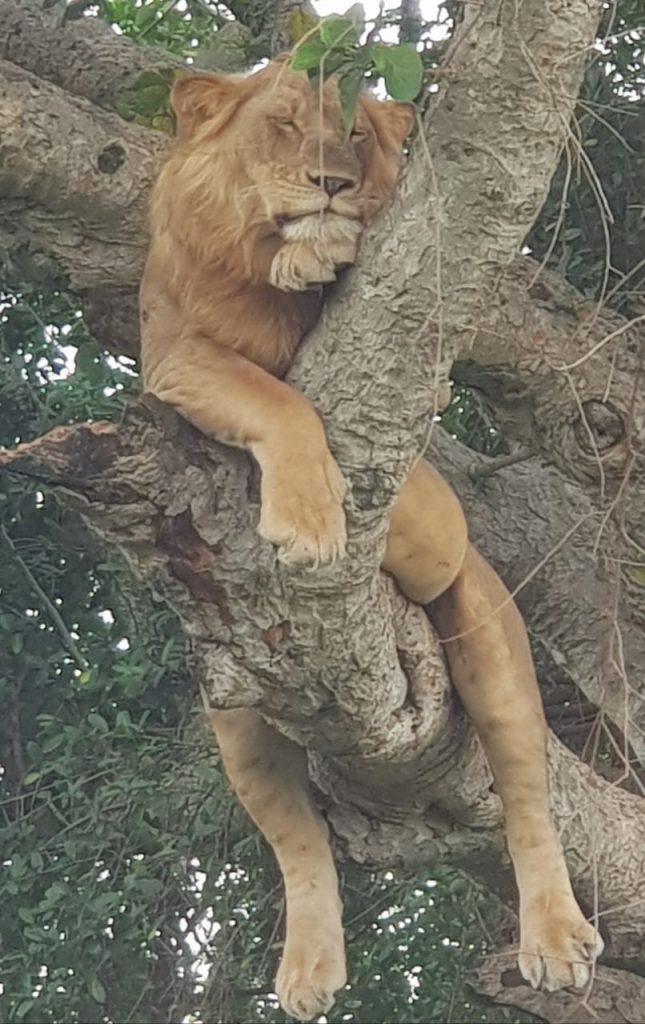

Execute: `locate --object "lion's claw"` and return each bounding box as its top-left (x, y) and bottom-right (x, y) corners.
top-left (519, 897), bottom-right (603, 992)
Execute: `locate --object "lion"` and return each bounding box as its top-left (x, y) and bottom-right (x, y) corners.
top-left (140, 59), bottom-right (603, 1021)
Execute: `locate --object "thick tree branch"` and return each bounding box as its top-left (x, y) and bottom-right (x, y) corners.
top-left (0, 60), bottom-right (165, 291)
top-left (456, 257), bottom-right (644, 493)
top-left (474, 957), bottom-right (645, 1024)
top-left (0, 0), bottom-right (182, 110)
top-left (290, 0), bottom-right (606, 509)
top-left (0, 0), bottom-right (314, 106)
top-left (2, 411), bottom-right (645, 979)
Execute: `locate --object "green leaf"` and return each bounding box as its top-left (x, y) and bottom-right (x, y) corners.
top-left (23, 771), bottom-right (41, 786)
top-left (290, 39), bottom-right (326, 72)
top-left (345, 3), bottom-right (366, 38)
top-left (88, 712), bottom-right (109, 733)
top-left (339, 69), bottom-right (364, 137)
top-left (11, 854), bottom-right (27, 878)
top-left (134, 5), bottom-right (157, 29)
top-left (115, 709), bottom-right (133, 730)
top-left (160, 637), bottom-right (175, 666)
top-left (14, 1001), bottom-right (35, 1020)
top-left (42, 732), bottom-right (65, 753)
top-left (372, 43), bottom-right (423, 101)
top-left (131, 84), bottom-right (170, 118)
top-left (320, 16), bottom-right (358, 48)
top-left (90, 976), bottom-right (107, 1004)
top-left (131, 69), bottom-right (170, 90)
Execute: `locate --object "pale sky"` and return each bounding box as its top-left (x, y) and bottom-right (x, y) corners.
top-left (314, 0), bottom-right (441, 22)
top-left (313, 0), bottom-right (445, 44)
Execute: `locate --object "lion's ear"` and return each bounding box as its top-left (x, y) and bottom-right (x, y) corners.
top-left (170, 73), bottom-right (245, 139)
top-left (364, 97), bottom-right (415, 150)
top-left (381, 102), bottom-right (415, 146)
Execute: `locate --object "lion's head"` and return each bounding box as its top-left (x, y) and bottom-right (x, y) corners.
top-left (152, 59), bottom-right (413, 283)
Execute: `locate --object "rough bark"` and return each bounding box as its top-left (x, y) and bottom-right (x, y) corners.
top-left (3, 0), bottom-right (645, 1020)
top-left (474, 957), bottom-right (645, 1024)
top-left (0, 0), bottom-right (182, 110)
top-left (0, 60), bottom-right (165, 291)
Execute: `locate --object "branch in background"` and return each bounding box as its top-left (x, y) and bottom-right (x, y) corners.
top-left (399, 0), bottom-right (422, 45)
top-left (0, 0), bottom-right (312, 108)
top-left (468, 448), bottom-right (533, 480)
top-left (225, 0), bottom-right (317, 55)
top-left (0, 0), bottom-right (183, 110)
top-left (0, 524), bottom-right (88, 670)
top-left (0, 60), bottom-right (166, 291)
top-left (432, 427), bottom-right (645, 767)
top-left (456, 258), bottom-right (645, 491)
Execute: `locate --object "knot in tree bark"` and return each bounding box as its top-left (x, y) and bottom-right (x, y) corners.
top-left (574, 398), bottom-right (625, 454)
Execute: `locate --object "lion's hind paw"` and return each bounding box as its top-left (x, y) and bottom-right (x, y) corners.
top-left (519, 902), bottom-right (603, 992)
top-left (276, 937), bottom-right (347, 1021)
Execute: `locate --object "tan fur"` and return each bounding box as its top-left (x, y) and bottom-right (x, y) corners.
top-left (141, 61), bottom-right (602, 1020)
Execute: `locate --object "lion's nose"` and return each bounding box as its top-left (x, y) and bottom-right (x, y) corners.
top-left (308, 173), bottom-right (355, 196)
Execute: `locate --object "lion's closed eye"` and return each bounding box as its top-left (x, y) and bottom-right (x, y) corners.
top-left (273, 118), bottom-right (300, 134)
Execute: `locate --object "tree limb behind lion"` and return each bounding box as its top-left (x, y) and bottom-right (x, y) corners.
top-left (140, 59), bottom-right (603, 1021)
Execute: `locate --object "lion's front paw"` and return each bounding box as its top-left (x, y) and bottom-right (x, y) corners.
top-left (519, 895), bottom-right (603, 991)
top-left (276, 931), bottom-right (347, 1021)
top-left (321, 215), bottom-right (362, 269)
top-left (270, 241), bottom-right (336, 292)
top-left (259, 451), bottom-right (347, 566)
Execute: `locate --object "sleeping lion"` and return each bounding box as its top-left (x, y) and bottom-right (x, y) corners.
top-left (140, 58), bottom-right (602, 1020)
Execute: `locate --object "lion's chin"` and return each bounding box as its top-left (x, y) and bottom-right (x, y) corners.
top-left (280, 211), bottom-right (362, 245)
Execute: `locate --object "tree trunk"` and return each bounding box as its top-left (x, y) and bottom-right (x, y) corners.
top-left (1, 1), bottom-right (644, 1020)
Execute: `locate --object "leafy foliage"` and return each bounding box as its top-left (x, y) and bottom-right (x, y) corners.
top-left (527, 2), bottom-right (645, 315)
top-left (101, 0), bottom-right (223, 57)
top-left (290, 14), bottom-right (423, 131)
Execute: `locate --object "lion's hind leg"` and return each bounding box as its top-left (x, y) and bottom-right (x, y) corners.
top-left (429, 547), bottom-right (603, 990)
top-left (204, 706), bottom-right (346, 1021)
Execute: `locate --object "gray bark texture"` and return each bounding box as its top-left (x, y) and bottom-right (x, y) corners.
top-left (1, 1), bottom-right (644, 1021)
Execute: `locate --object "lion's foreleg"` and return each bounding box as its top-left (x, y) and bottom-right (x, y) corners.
top-left (428, 547), bottom-right (603, 991)
top-left (144, 338), bottom-right (346, 566)
top-left (271, 215), bottom-right (362, 291)
top-left (204, 707), bottom-right (346, 1021)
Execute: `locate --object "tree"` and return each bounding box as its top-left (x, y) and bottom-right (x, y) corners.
top-left (1, 1), bottom-right (644, 1022)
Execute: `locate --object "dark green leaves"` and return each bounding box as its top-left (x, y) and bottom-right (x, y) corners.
top-left (339, 69), bottom-right (364, 136)
top-left (319, 15), bottom-right (360, 49)
top-left (290, 39), bottom-right (327, 72)
top-left (289, 17), bottom-right (422, 137)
